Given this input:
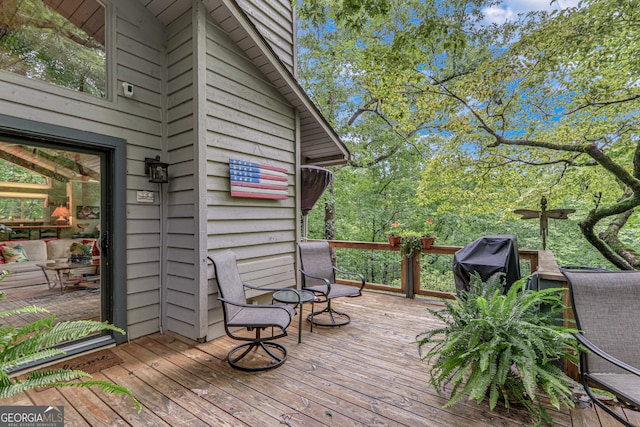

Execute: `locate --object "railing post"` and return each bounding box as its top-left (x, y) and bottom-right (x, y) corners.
top-left (401, 254), bottom-right (407, 296)
top-left (403, 253), bottom-right (420, 298)
top-left (405, 255), bottom-right (414, 298)
top-left (413, 252), bottom-right (420, 297)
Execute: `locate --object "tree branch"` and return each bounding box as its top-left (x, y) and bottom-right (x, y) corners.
top-left (565, 94), bottom-right (640, 115)
top-left (347, 98), bottom-right (378, 125)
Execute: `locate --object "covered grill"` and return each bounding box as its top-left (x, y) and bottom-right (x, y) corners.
top-left (452, 234), bottom-right (521, 296)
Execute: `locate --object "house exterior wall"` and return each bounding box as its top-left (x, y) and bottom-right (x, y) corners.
top-left (203, 15), bottom-right (298, 339)
top-left (0, 0), bottom-right (167, 340)
top-left (0, 0), bottom-right (305, 344)
top-left (163, 6), bottom-right (201, 339)
top-left (158, 0), bottom-right (301, 341)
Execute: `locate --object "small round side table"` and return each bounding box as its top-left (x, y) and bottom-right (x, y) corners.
top-left (272, 289), bottom-right (316, 343)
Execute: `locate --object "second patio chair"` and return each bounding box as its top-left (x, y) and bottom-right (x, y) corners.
top-left (209, 251), bottom-right (296, 372)
top-left (562, 269), bottom-right (640, 427)
top-left (298, 241), bottom-right (365, 327)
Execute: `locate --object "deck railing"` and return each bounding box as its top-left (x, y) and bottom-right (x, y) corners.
top-left (318, 240), bottom-right (578, 379)
top-left (323, 240), bottom-right (541, 300)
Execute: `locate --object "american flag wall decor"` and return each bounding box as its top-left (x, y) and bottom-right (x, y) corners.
top-left (229, 159), bottom-right (289, 200)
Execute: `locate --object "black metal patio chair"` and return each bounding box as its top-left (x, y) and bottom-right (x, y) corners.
top-left (209, 251), bottom-right (296, 372)
top-left (297, 241), bottom-right (365, 327)
top-left (562, 269), bottom-right (640, 427)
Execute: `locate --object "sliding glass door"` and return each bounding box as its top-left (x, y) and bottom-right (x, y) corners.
top-left (0, 139), bottom-right (109, 337)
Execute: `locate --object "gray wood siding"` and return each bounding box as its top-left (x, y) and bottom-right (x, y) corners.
top-left (116, 1), bottom-right (166, 340)
top-left (0, 0), bottom-right (165, 340)
top-left (204, 17), bottom-right (297, 339)
top-left (234, 0), bottom-right (295, 72)
top-left (139, 0), bottom-right (295, 73)
top-left (1, 0), bottom-right (308, 344)
top-left (164, 7), bottom-right (200, 340)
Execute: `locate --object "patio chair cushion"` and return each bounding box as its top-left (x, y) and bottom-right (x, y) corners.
top-left (227, 305), bottom-right (295, 330)
top-left (305, 283), bottom-right (361, 299)
top-left (589, 373), bottom-right (640, 405)
top-left (563, 269), bottom-right (640, 427)
top-left (213, 251), bottom-right (249, 319)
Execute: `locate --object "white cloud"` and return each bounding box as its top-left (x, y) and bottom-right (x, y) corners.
top-left (483, 6), bottom-right (515, 24)
top-left (482, 0), bottom-right (580, 24)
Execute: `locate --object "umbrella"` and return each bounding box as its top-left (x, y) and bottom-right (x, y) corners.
top-left (300, 166), bottom-right (333, 240)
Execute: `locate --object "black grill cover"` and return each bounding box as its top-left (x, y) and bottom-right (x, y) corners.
top-left (452, 234), bottom-right (521, 296)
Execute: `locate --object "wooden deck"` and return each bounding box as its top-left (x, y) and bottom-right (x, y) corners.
top-left (4, 291), bottom-right (639, 426)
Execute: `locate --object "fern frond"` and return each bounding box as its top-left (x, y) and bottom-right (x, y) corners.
top-left (416, 273), bottom-right (580, 426)
top-left (0, 305), bottom-right (50, 319)
top-left (70, 380), bottom-right (141, 413)
top-left (0, 292), bottom-right (137, 415)
top-left (1, 348), bottom-right (67, 372)
top-left (42, 320), bottom-right (125, 347)
top-left (3, 315), bottom-right (56, 346)
top-left (0, 369), bottom-right (89, 398)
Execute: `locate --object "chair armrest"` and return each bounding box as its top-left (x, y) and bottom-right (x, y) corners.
top-left (218, 297), bottom-right (254, 308)
top-left (299, 269), bottom-right (332, 293)
top-left (243, 282), bottom-right (304, 305)
top-left (577, 333), bottom-right (640, 377)
top-left (242, 282), bottom-right (295, 293)
top-left (333, 266), bottom-right (366, 290)
top-left (218, 297), bottom-right (295, 319)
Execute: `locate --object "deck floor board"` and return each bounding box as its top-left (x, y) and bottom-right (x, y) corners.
top-left (6, 291), bottom-right (635, 426)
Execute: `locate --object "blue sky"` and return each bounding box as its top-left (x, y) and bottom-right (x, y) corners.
top-left (484, 0), bottom-right (579, 23)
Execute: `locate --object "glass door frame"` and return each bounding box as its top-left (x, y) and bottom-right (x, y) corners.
top-left (0, 113), bottom-right (127, 349)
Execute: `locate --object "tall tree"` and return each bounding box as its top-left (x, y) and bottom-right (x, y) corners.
top-left (298, 7), bottom-right (432, 241)
top-left (298, 0), bottom-right (640, 269)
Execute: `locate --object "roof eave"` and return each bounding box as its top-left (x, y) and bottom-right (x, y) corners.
top-left (206, 0), bottom-right (350, 166)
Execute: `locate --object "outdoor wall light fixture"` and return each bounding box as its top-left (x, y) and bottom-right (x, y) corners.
top-left (144, 156), bottom-right (169, 184)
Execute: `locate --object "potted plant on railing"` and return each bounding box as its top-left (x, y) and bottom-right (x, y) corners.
top-left (387, 221), bottom-right (402, 248)
top-left (416, 274), bottom-right (580, 426)
top-left (400, 230), bottom-right (423, 256)
top-left (421, 217), bottom-right (436, 249)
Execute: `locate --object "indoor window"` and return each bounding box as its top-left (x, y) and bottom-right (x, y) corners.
top-left (0, 195), bottom-right (46, 222)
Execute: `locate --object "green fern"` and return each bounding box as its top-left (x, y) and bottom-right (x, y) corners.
top-left (0, 287), bottom-right (140, 413)
top-left (416, 274), bottom-right (580, 426)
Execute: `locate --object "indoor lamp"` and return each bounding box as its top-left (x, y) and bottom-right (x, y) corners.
top-left (51, 205), bottom-right (71, 225)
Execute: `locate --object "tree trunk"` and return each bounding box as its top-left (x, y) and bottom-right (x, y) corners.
top-left (579, 210), bottom-right (634, 270)
top-left (324, 183), bottom-right (336, 240)
top-left (324, 183), bottom-right (337, 263)
top-left (600, 208), bottom-right (640, 269)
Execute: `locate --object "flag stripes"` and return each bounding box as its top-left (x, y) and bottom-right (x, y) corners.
top-left (229, 159), bottom-right (289, 200)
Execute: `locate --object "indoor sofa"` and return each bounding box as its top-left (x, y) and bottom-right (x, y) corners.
top-left (0, 239), bottom-right (99, 289)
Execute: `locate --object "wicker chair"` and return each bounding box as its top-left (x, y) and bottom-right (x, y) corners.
top-left (209, 251), bottom-right (296, 372)
top-left (562, 269), bottom-right (640, 426)
top-left (298, 241), bottom-right (365, 327)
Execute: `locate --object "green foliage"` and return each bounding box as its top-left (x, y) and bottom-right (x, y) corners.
top-left (0, 0), bottom-right (106, 97)
top-left (0, 161), bottom-right (46, 185)
top-left (297, 0), bottom-right (640, 269)
top-left (416, 275), bottom-right (580, 426)
top-left (422, 217), bottom-right (435, 236)
top-left (0, 283), bottom-right (139, 412)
